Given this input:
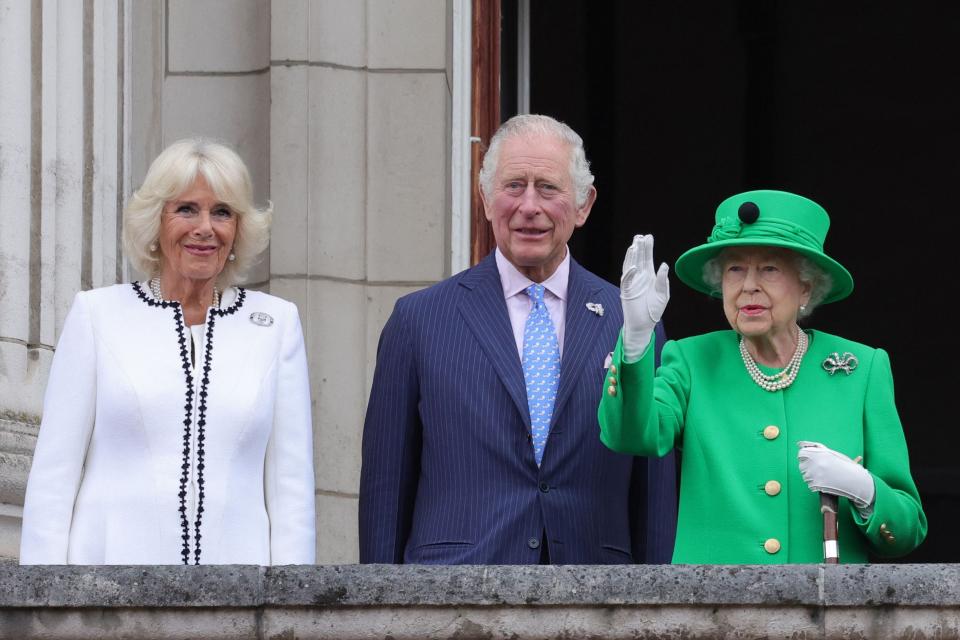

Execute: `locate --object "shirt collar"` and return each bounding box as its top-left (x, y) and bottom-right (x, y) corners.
top-left (494, 247), bottom-right (570, 301)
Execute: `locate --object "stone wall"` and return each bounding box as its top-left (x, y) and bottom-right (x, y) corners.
top-left (0, 417), bottom-right (35, 560)
top-left (141, 0), bottom-right (272, 285)
top-left (0, 0), bottom-right (125, 560)
top-left (0, 0), bottom-right (453, 564)
top-left (269, 0), bottom-right (452, 563)
top-left (2, 564), bottom-right (958, 639)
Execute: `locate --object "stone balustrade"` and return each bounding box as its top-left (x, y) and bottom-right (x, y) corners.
top-left (1, 563), bottom-right (958, 639)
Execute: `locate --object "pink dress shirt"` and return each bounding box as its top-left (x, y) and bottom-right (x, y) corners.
top-left (494, 247), bottom-right (569, 359)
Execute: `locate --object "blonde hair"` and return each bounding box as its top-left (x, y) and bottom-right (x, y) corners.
top-left (122, 138), bottom-right (272, 286)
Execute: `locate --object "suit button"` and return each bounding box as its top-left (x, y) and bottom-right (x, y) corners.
top-left (528, 537), bottom-right (540, 549)
top-left (764, 480), bottom-right (782, 496)
top-left (763, 425), bottom-right (780, 440)
top-left (539, 481), bottom-right (550, 493)
top-left (607, 385), bottom-right (617, 397)
top-left (609, 365), bottom-right (617, 374)
top-left (764, 538), bottom-right (781, 554)
top-left (608, 376), bottom-right (617, 385)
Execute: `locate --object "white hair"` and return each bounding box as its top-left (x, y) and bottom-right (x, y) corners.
top-left (478, 114), bottom-right (595, 208)
top-left (702, 248), bottom-right (834, 319)
top-left (122, 138), bottom-right (272, 287)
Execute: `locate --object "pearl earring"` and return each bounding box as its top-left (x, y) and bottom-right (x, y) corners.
top-left (149, 243), bottom-right (158, 252)
top-left (800, 304), bottom-right (807, 314)
top-left (228, 253), bottom-right (236, 262)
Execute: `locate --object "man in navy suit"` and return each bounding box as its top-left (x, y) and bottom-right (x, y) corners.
top-left (359, 114), bottom-right (676, 564)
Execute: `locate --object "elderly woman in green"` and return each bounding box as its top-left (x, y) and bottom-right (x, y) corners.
top-left (600, 190), bottom-right (926, 563)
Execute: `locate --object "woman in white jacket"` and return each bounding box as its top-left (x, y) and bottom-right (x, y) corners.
top-left (20, 139), bottom-right (316, 565)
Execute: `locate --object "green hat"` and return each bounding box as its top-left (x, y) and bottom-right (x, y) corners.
top-left (674, 190), bottom-right (854, 305)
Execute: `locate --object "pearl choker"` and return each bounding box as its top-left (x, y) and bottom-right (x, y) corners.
top-left (739, 329), bottom-right (807, 392)
top-left (149, 276), bottom-right (220, 309)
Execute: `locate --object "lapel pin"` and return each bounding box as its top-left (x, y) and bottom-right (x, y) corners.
top-left (249, 312), bottom-right (274, 327)
top-left (822, 352), bottom-right (858, 375)
top-left (586, 302), bottom-right (604, 316)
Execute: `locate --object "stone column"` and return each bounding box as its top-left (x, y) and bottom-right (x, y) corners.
top-left (271, 0), bottom-right (451, 563)
top-left (0, 0), bottom-right (39, 560)
top-left (0, 0), bottom-right (125, 561)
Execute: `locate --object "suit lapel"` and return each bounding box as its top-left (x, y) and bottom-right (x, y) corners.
top-left (457, 254), bottom-right (531, 426)
top-left (551, 259), bottom-right (605, 427)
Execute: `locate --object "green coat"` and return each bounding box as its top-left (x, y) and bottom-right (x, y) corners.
top-left (599, 329), bottom-right (926, 564)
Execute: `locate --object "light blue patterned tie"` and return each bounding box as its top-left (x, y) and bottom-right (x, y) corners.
top-left (522, 284), bottom-right (560, 466)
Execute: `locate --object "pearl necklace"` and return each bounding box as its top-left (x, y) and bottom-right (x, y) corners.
top-left (149, 276), bottom-right (220, 309)
top-left (739, 329), bottom-right (807, 392)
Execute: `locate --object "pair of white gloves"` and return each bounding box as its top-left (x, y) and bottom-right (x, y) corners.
top-left (620, 235), bottom-right (876, 513)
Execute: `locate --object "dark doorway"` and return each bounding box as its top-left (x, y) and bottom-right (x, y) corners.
top-left (502, 0), bottom-right (959, 562)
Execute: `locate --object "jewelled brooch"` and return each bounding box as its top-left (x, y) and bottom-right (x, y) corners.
top-left (822, 352), bottom-right (858, 375)
top-left (249, 312), bottom-right (274, 327)
top-left (585, 302), bottom-right (604, 317)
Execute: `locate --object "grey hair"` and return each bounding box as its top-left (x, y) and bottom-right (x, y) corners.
top-left (478, 114), bottom-right (595, 208)
top-left (702, 249), bottom-right (834, 319)
top-left (122, 138), bottom-right (272, 287)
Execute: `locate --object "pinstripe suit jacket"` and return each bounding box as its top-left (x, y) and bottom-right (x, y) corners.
top-left (359, 253), bottom-right (677, 564)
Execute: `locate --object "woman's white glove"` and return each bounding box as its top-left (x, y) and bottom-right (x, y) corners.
top-left (620, 235), bottom-right (670, 362)
top-left (798, 441), bottom-right (876, 516)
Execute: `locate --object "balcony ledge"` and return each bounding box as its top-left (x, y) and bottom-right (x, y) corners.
top-left (2, 563), bottom-right (958, 639)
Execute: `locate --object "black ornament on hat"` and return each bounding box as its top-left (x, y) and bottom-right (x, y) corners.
top-left (738, 201), bottom-right (760, 224)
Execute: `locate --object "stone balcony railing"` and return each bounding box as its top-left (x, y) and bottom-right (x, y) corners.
top-left (1, 564), bottom-right (959, 639)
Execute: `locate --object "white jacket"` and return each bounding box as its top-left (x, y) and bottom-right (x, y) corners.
top-left (20, 282), bottom-right (316, 565)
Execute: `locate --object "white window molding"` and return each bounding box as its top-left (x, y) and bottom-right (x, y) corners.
top-left (449, 0), bottom-right (473, 274)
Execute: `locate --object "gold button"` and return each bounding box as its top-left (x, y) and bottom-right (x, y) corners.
top-left (764, 538), bottom-right (781, 554)
top-left (608, 376), bottom-right (617, 386)
top-left (886, 535), bottom-right (896, 544)
top-left (764, 480), bottom-right (782, 496)
top-left (763, 425), bottom-right (780, 440)
top-left (609, 365), bottom-right (617, 374)
top-left (607, 385), bottom-right (617, 397)
top-left (879, 523), bottom-right (888, 532)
